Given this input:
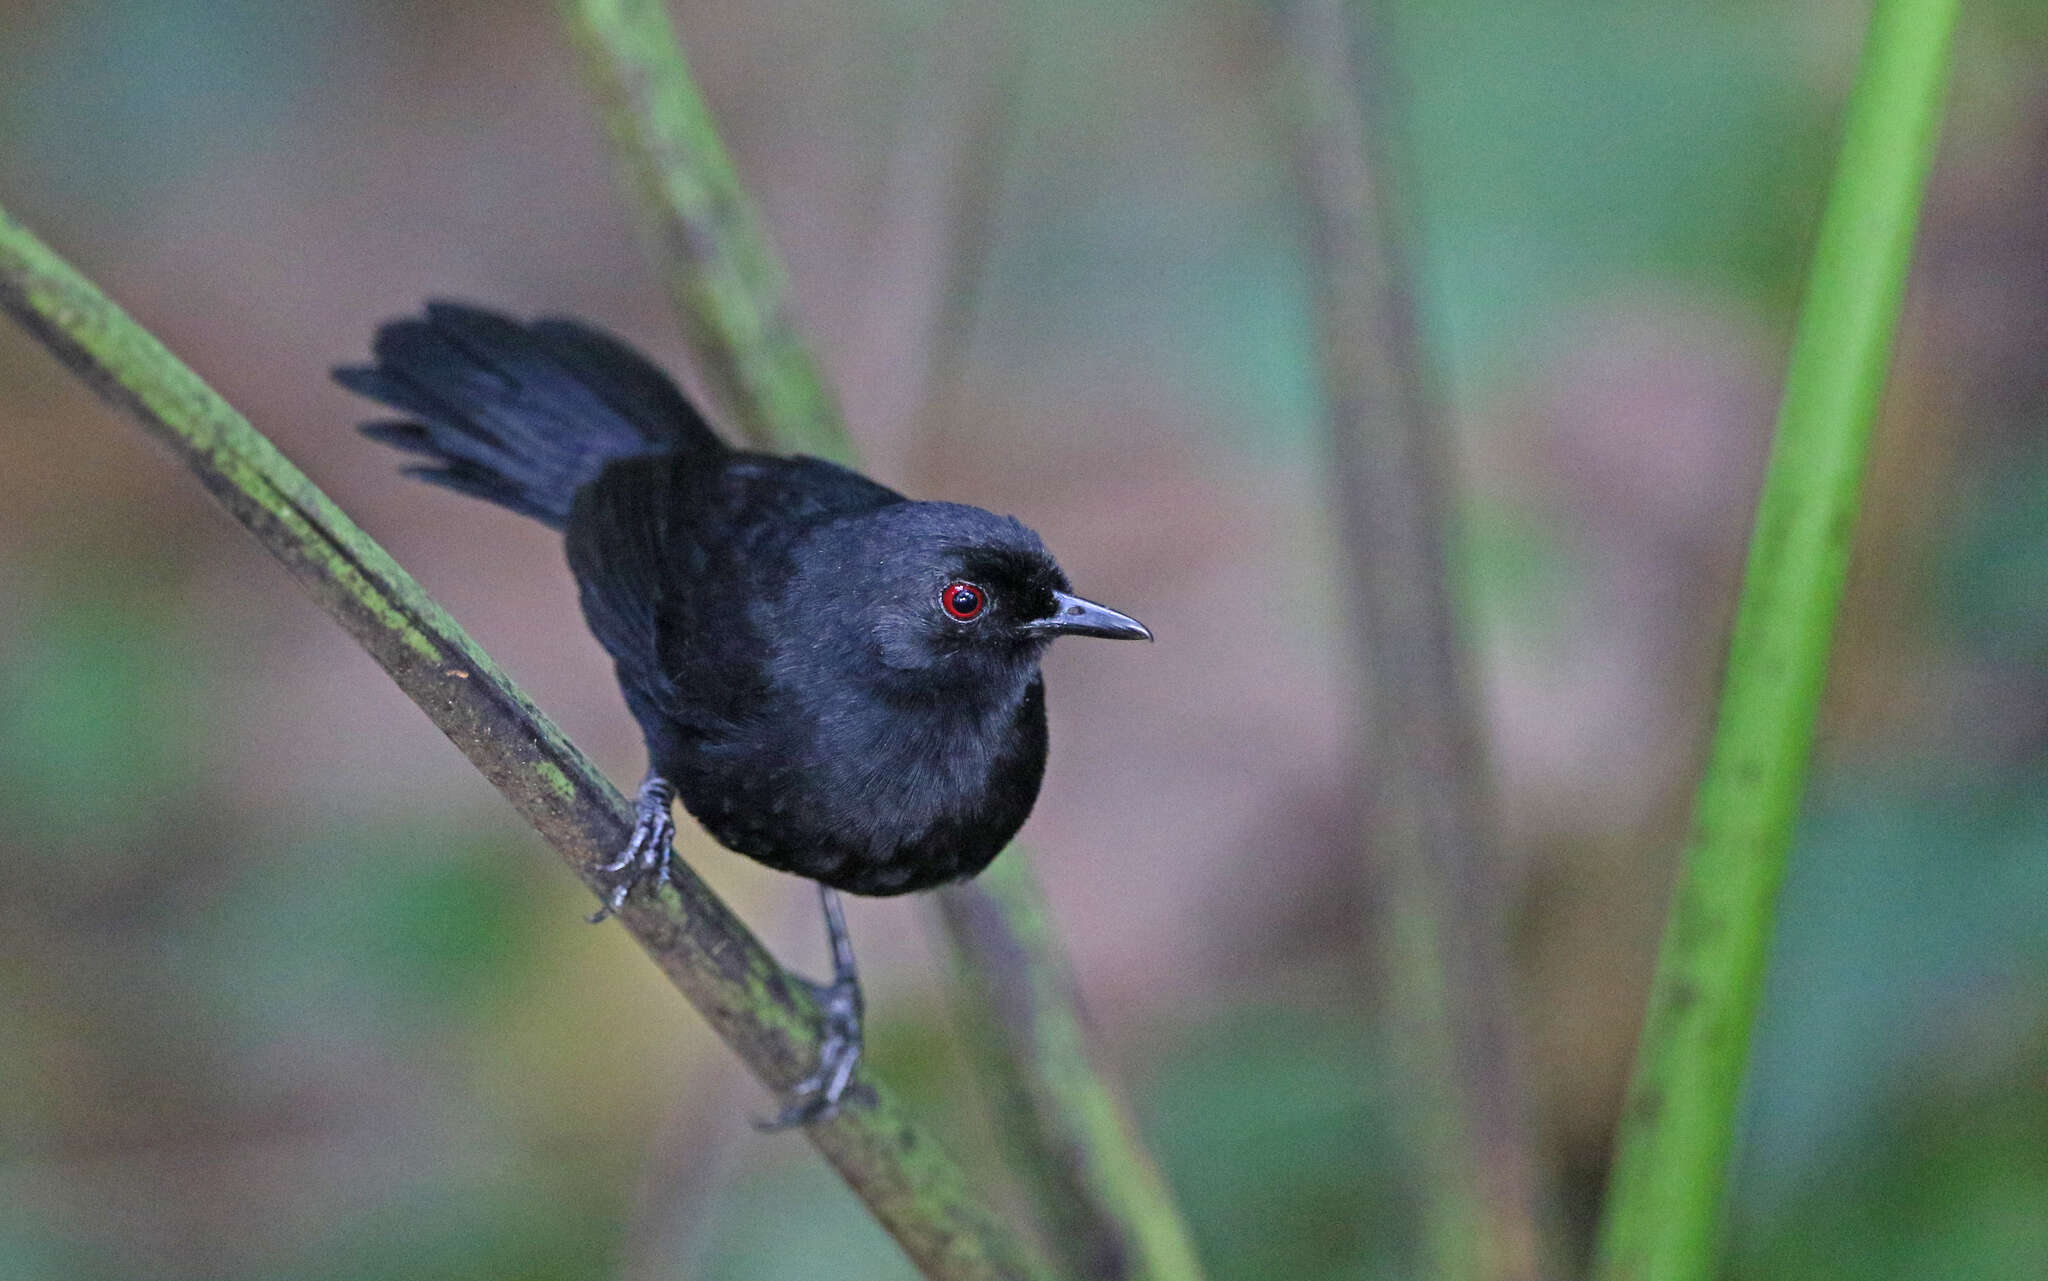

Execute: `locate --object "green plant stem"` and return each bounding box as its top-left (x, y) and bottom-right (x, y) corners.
top-left (558, 0), bottom-right (850, 462)
top-left (558, 4), bottom-right (1205, 1277)
top-left (937, 857), bottom-right (1208, 1281)
top-left (1277, 3), bottom-right (1548, 1279)
top-left (1592, 4), bottom-right (1959, 1279)
top-left (0, 203), bottom-right (1053, 1281)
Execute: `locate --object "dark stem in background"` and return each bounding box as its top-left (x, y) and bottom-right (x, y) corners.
top-left (938, 861), bottom-right (1208, 1281)
top-left (848, 8), bottom-right (1206, 1277)
top-left (891, 5), bottom-right (1026, 494)
top-left (0, 205), bottom-right (1054, 1281)
top-left (841, 0), bottom-right (1005, 475)
top-left (558, 2), bottom-right (1207, 1278)
top-left (1276, 3), bottom-right (1550, 1279)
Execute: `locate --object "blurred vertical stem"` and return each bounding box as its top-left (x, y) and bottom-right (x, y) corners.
top-left (559, 3), bottom-right (1206, 1278)
top-left (559, 0), bottom-right (850, 461)
top-left (1592, 4), bottom-right (1958, 1280)
top-left (938, 858), bottom-right (1208, 1281)
top-left (1277, 3), bottom-right (1548, 1281)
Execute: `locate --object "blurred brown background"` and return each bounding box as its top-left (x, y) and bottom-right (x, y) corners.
top-left (3, 1), bottom-right (2046, 1277)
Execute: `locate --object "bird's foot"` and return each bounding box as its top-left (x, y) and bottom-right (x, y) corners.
top-left (587, 774), bottom-right (677, 923)
top-left (755, 971), bottom-right (864, 1131)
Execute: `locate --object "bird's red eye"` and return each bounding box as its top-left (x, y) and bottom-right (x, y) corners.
top-left (941, 581), bottom-right (987, 621)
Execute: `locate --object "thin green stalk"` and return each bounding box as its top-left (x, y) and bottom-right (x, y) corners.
top-left (937, 858), bottom-right (1208, 1281)
top-left (557, 4), bottom-right (1205, 1277)
top-left (559, 0), bottom-right (850, 462)
top-left (0, 203), bottom-right (1053, 1281)
top-left (1592, 4), bottom-right (1959, 1279)
top-left (1278, 2), bottom-right (1549, 1278)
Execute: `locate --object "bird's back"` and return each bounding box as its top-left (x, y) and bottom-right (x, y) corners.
top-left (563, 449), bottom-right (899, 752)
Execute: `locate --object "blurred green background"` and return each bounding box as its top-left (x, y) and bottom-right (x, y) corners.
top-left (3, 1), bottom-right (2046, 1277)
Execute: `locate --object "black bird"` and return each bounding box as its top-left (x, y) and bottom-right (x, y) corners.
top-left (336, 303), bottom-right (1150, 1126)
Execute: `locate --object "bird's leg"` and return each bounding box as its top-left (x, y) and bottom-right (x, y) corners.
top-left (587, 772), bottom-right (677, 923)
top-left (756, 884), bottom-right (865, 1130)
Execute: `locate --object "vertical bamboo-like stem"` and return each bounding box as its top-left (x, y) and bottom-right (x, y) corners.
top-left (1277, 3), bottom-right (1548, 1279)
top-left (938, 858), bottom-right (1208, 1281)
top-left (558, 3), bottom-right (1204, 1276)
top-left (559, 0), bottom-right (851, 461)
top-left (1592, 5), bottom-right (1959, 1280)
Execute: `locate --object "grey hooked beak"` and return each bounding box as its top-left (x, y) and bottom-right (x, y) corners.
top-left (1026, 590), bottom-right (1153, 641)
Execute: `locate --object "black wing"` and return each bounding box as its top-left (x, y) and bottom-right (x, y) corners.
top-left (566, 450), bottom-right (902, 760)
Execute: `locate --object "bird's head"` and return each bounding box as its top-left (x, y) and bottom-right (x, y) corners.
top-left (782, 501), bottom-right (1150, 697)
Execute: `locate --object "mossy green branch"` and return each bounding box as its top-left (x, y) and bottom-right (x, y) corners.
top-left (1592, 4), bottom-right (1960, 1280)
top-left (0, 202), bottom-right (1053, 1281)
top-left (559, 5), bottom-right (1207, 1278)
top-left (559, 0), bottom-right (851, 462)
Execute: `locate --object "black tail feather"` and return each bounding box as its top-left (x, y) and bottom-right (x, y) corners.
top-left (335, 302), bottom-right (724, 528)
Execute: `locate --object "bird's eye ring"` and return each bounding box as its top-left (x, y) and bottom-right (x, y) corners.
top-left (941, 581), bottom-right (987, 622)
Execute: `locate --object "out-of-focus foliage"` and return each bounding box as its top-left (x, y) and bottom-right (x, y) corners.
top-left (2, 0), bottom-right (2045, 1277)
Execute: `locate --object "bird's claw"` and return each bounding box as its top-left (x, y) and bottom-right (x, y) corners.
top-left (587, 775), bottom-right (677, 923)
top-left (755, 973), bottom-right (864, 1131)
